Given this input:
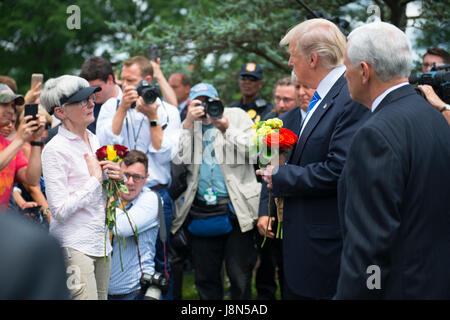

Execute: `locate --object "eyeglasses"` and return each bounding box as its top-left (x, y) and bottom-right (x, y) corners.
top-left (79, 95), bottom-right (96, 107)
top-left (274, 96), bottom-right (296, 104)
top-left (239, 75), bottom-right (259, 82)
top-left (63, 94), bottom-right (95, 108)
top-left (124, 172), bottom-right (146, 182)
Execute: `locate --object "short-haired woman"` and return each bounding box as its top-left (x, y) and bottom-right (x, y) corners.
top-left (40, 75), bottom-right (122, 300)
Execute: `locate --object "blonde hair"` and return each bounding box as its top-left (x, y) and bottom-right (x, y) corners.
top-left (280, 18), bottom-right (346, 70)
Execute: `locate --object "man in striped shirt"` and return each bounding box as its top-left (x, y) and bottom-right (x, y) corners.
top-left (108, 150), bottom-right (160, 300)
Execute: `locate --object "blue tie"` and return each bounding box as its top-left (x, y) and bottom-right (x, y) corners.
top-left (306, 91), bottom-right (321, 118)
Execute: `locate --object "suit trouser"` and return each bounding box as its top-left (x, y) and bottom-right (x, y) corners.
top-left (63, 247), bottom-right (111, 300)
top-left (191, 216), bottom-right (257, 300)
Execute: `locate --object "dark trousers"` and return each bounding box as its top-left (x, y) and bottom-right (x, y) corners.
top-left (255, 235), bottom-right (283, 300)
top-left (154, 187), bottom-right (174, 300)
top-left (191, 215), bottom-right (257, 300)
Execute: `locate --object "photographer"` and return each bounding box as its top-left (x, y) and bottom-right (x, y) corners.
top-left (416, 48), bottom-right (450, 125)
top-left (172, 83), bottom-right (260, 300)
top-left (0, 84), bottom-right (44, 209)
top-left (96, 55), bottom-right (181, 300)
top-left (108, 150), bottom-right (160, 300)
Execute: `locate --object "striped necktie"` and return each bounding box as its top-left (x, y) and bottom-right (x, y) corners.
top-left (306, 91), bottom-right (321, 118)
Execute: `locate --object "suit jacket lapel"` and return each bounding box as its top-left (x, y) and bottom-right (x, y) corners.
top-left (290, 75), bottom-right (346, 164)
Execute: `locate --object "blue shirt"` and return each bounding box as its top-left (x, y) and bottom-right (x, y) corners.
top-left (196, 124), bottom-right (229, 200)
top-left (108, 187), bottom-right (160, 295)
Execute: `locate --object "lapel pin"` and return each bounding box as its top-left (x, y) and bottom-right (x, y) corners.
top-left (323, 103), bottom-right (328, 109)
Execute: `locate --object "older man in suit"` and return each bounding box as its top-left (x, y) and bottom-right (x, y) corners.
top-left (335, 22), bottom-right (450, 299)
top-left (257, 18), bottom-right (369, 299)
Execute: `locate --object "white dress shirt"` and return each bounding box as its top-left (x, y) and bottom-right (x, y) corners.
top-left (299, 65), bottom-right (347, 137)
top-left (42, 125), bottom-right (112, 257)
top-left (96, 97), bottom-right (181, 188)
top-left (371, 82), bottom-right (409, 112)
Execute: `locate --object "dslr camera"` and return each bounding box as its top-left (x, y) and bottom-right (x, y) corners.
top-left (409, 64), bottom-right (450, 103)
top-left (131, 79), bottom-right (160, 108)
top-left (140, 272), bottom-right (169, 300)
top-left (197, 98), bottom-right (224, 120)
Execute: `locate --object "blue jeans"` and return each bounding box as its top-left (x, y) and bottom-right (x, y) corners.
top-left (108, 290), bottom-right (144, 300)
top-left (154, 187), bottom-right (174, 300)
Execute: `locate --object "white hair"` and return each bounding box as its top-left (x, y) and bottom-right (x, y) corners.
top-left (347, 21), bottom-right (413, 82)
top-left (280, 18), bottom-right (347, 70)
top-left (40, 75), bottom-right (89, 115)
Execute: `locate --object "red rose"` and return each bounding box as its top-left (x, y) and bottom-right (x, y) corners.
top-left (278, 128), bottom-right (298, 150)
top-left (95, 146), bottom-right (108, 161)
top-left (264, 132), bottom-right (285, 148)
top-left (114, 144), bottom-right (129, 158)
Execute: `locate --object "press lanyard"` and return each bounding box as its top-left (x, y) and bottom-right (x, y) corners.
top-left (125, 111), bottom-right (145, 150)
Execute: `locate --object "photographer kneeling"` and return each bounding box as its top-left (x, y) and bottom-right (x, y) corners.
top-left (172, 83), bottom-right (260, 300)
top-left (108, 150), bottom-right (165, 300)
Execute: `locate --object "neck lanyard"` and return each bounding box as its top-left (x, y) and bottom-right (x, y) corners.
top-left (125, 111), bottom-right (145, 150)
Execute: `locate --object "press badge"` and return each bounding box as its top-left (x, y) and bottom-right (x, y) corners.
top-left (203, 187), bottom-right (218, 205)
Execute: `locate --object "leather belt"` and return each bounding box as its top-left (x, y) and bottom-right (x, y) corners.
top-left (151, 184), bottom-right (168, 191)
top-left (193, 197), bottom-right (230, 207)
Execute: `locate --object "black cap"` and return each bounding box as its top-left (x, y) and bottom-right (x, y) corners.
top-left (239, 62), bottom-right (263, 80)
top-left (59, 86), bottom-right (101, 106)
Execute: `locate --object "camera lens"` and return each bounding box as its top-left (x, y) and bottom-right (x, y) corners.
top-left (142, 88), bottom-right (157, 104)
top-left (205, 99), bottom-right (224, 119)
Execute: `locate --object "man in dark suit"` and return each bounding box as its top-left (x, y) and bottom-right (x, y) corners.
top-left (335, 22), bottom-right (450, 299)
top-left (257, 18), bottom-right (369, 299)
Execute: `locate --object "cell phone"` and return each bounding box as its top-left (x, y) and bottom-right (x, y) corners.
top-left (147, 46), bottom-right (159, 62)
top-left (31, 73), bottom-right (44, 89)
top-left (24, 103), bottom-right (38, 122)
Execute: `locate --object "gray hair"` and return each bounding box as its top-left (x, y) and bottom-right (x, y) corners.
top-left (347, 21), bottom-right (413, 82)
top-left (280, 18), bottom-right (346, 70)
top-left (40, 75), bottom-right (89, 115)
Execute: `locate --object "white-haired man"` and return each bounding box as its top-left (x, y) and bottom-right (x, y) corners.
top-left (257, 18), bottom-right (369, 299)
top-left (335, 22), bottom-right (450, 299)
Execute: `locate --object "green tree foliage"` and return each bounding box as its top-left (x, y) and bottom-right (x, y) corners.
top-left (0, 0), bottom-right (142, 93)
top-left (107, 0), bottom-right (449, 104)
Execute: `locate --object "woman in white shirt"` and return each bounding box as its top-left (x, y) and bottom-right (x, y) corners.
top-left (40, 75), bottom-right (122, 300)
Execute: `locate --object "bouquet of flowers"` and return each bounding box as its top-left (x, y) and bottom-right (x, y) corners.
top-left (96, 144), bottom-right (141, 271)
top-left (250, 118), bottom-right (298, 246)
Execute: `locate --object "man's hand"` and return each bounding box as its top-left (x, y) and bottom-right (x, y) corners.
top-left (418, 85), bottom-right (446, 111)
top-left (183, 99), bottom-right (205, 129)
top-left (136, 96), bottom-right (159, 120)
top-left (119, 85), bottom-right (139, 110)
top-left (257, 216), bottom-right (275, 238)
top-left (209, 113), bottom-right (229, 133)
top-left (256, 165), bottom-right (274, 189)
top-left (24, 81), bottom-right (42, 104)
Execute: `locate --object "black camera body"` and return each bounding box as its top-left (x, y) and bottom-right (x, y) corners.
top-left (199, 98), bottom-right (224, 120)
top-left (409, 64), bottom-right (450, 103)
top-left (140, 272), bottom-right (169, 300)
top-left (131, 80), bottom-right (160, 108)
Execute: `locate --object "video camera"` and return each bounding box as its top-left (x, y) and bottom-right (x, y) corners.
top-left (131, 79), bottom-right (160, 108)
top-left (197, 98), bottom-right (224, 120)
top-left (409, 64), bottom-right (450, 103)
top-left (140, 272), bottom-right (169, 300)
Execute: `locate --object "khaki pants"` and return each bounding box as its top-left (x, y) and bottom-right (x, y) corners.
top-left (63, 247), bottom-right (111, 300)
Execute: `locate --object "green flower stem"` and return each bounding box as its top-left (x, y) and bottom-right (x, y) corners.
top-left (261, 189), bottom-right (272, 248)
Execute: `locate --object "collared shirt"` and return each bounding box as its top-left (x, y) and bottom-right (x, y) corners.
top-left (108, 187), bottom-right (159, 295)
top-left (300, 65), bottom-right (347, 137)
top-left (371, 82), bottom-right (409, 112)
top-left (42, 125), bottom-right (112, 257)
top-left (196, 124), bottom-right (229, 200)
top-left (96, 97), bottom-right (181, 188)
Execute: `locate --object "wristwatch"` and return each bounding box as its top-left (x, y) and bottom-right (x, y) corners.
top-left (30, 140), bottom-right (44, 147)
top-left (149, 120), bottom-right (160, 127)
top-left (440, 104), bottom-right (450, 113)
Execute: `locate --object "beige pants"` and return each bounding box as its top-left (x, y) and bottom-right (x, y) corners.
top-left (63, 247), bottom-right (111, 300)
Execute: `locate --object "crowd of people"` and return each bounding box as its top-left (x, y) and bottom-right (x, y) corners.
top-left (0, 18), bottom-right (449, 300)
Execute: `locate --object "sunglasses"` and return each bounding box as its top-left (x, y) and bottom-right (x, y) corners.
top-left (239, 75), bottom-right (259, 82)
